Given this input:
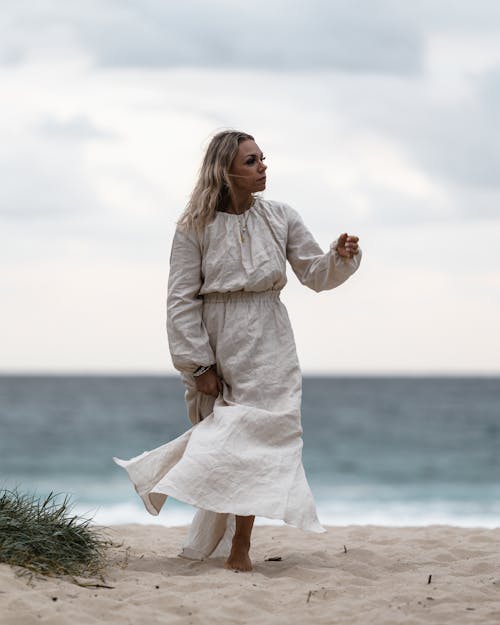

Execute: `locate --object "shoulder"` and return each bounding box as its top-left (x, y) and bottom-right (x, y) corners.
top-left (172, 222), bottom-right (204, 250)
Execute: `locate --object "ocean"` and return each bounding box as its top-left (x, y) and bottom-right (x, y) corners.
top-left (1, 376), bottom-right (499, 528)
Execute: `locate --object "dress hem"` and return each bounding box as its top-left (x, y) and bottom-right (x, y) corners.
top-left (148, 483), bottom-right (326, 534)
top-left (114, 456), bottom-right (325, 534)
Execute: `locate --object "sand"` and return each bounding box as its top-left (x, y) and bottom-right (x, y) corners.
top-left (1, 524), bottom-right (499, 624)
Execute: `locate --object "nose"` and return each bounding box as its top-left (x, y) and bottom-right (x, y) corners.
top-left (258, 159), bottom-right (267, 172)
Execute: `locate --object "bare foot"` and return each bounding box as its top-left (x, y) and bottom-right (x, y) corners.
top-left (224, 537), bottom-right (252, 571)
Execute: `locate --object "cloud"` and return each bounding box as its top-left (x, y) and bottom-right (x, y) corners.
top-left (411, 0), bottom-right (500, 33)
top-left (84, 0), bottom-right (423, 74)
top-left (318, 58), bottom-right (500, 197)
top-left (2, 0), bottom-right (423, 74)
top-left (0, 140), bottom-right (103, 219)
top-left (4, 1), bottom-right (500, 76)
top-left (2, 1), bottom-right (499, 231)
top-left (37, 115), bottom-right (116, 141)
top-left (400, 65), bottom-right (500, 191)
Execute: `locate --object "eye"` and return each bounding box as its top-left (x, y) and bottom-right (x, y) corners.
top-left (245, 155), bottom-right (265, 165)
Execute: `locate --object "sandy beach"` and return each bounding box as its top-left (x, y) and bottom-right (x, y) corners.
top-left (1, 524), bottom-right (499, 624)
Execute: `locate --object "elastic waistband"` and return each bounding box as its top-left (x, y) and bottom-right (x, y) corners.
top-left (202, 289), bottom-right (281, 303)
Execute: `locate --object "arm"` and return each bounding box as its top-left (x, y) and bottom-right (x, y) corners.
top-left (166, 226), bottom-right (216, 374)
top-left (286, 205), bottom-right (362, 292)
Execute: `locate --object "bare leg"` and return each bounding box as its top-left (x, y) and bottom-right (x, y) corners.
top-left (224, 515), bottom-right (254, 571)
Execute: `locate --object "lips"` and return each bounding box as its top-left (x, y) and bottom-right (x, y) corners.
top-left (257, 176), bottom-right (267, 182)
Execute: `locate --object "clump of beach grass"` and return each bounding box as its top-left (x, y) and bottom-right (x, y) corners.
top-left (0, 488), bottom-right (109, 580)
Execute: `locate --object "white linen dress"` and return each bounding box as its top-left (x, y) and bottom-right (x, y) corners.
top-left (114, 198), bottom-right (362, 559)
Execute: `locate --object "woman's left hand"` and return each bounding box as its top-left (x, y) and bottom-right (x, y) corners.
top-left (336, 233), bottom-right (360, 258)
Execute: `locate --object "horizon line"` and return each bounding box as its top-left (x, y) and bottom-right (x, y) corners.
top-left (0, 370), bottom-right (499, 378)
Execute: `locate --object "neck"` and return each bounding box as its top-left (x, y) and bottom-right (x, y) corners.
top-left (228, 192), bottom-right (253, 215)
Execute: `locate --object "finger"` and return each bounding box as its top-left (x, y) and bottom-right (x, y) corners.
top-left (209, 380), bottom-right (218, 396)
top-left (196, 379), bottom-right (213, 395)
top-left (202, 382), bottom-right (217, 397)
top-left (342, 248), bottom-right (357, 258)
top-left (337, 232), bottom-right (348, 245)
top-left (346, 235), bottom-right (359, 242)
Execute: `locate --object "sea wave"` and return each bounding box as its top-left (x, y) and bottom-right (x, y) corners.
top-left (77, 499), bottom-right (500, 529)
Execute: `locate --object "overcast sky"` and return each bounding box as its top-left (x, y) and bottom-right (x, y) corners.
top-left (1, 0), bottom-right (499, 374)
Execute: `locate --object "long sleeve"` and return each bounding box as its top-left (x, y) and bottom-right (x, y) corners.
top-left (167, 226), bottom-right (215, 374)
top-left (285, 205), bottom-right (362, 292)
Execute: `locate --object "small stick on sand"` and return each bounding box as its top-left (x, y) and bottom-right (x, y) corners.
top-left (265, 556), bottom-right (282, 562)
top-left (427, 574), bottom-right (432, 584)
top-left (74, 582), bottom-right (115, 589)
top-left (306, 590), bottom-right (313, 603)
top-left (344, 545), bottom-right (348, 554)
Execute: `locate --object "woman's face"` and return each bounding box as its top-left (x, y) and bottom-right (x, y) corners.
top-left (228, 140), bottom-right (267, 194)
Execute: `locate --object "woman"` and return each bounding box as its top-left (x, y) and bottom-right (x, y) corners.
top-left (114, 130), bottom-right (361, 571)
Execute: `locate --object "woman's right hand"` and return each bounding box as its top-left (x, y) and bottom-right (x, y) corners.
top-left (336, 233), bottom-right (360, 258)
top-left (195, 367), bottom-right (223, 398)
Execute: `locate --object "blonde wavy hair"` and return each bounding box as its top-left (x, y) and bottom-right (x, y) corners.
top-left (178, 130), bottom-right (255, 231)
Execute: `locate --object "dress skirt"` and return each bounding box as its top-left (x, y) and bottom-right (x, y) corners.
top-left (114, 289), bottom-right (325, 559)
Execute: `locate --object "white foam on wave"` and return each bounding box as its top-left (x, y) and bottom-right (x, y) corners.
top-left (74, 501), bottom-right (195, 527)
top-left (316, 500), bottom-right (500, 529)
top-left (78, 499), bottom-right (500, 529)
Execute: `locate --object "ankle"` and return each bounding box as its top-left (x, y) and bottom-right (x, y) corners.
top-left (232, 534), bottom-right (250, 549)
